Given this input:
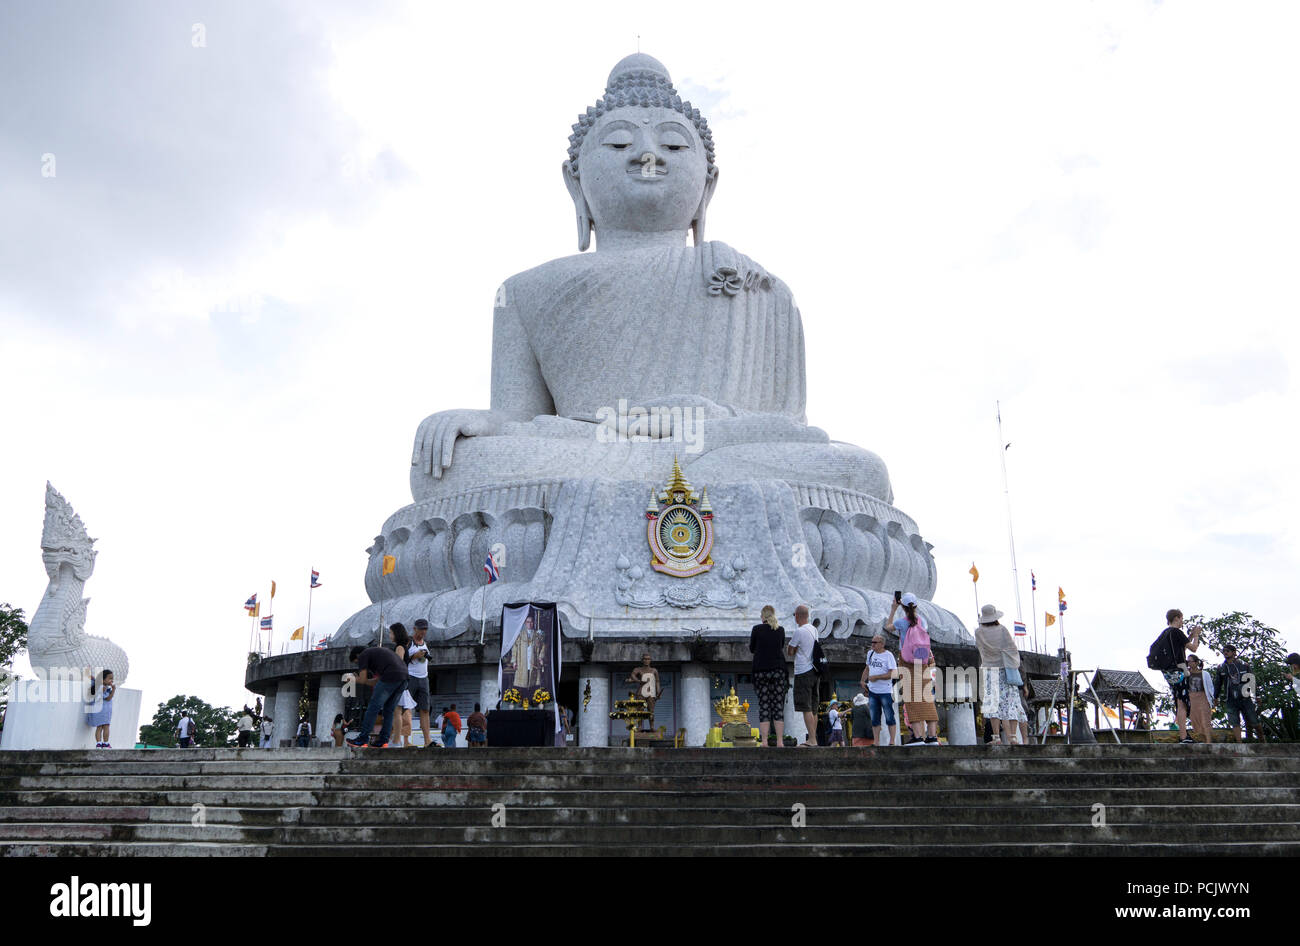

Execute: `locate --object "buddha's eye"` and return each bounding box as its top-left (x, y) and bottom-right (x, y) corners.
top-left (602, 132), bottom-right (635, 150)
top-left (661, 131), bottom-right (691, 152)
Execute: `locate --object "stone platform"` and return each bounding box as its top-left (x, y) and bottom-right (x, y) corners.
top-left (2, 745), bottom-right (1297, 856)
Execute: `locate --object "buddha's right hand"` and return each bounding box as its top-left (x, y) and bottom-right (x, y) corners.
top-left (412, 409), bottom-right (505, 478)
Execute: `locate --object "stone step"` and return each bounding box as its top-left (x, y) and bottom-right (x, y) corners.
top-left (4, 771), bottom-right (1296, 792)
top-left (4, 839), bottom-right (1298, 857)
top-left (3, 821), bottom-right (1298, 846)
top-left (4, 755), bottom-right (1297, 776)
top-left (8, 785), bottom-right (1298, 810)
top-left (4, 802), bottom-right (1299, 827)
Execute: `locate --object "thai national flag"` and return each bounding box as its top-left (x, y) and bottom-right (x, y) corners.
top-left (310, 569), bottom-right (321, 589)
top-left (244, 594), bottom-right (257, 613)
top-left (1031, 571), bottom-right (1036, 592)
top-left (1013, 621), bottom-right (1026, 637)
top-left (314, 636), bottom-right (329, 650)
top-left (483, 552), bottom-right (500, 583)
top-left (260, 616), bottom-right (273, 631)
top-left (1058, 587), bottom-right (1068, 614)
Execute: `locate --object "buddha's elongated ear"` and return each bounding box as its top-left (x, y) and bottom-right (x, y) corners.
top-left (691, 165), bottom-right (719, 246)
top-left (562, 161), bottom-right (593, 252)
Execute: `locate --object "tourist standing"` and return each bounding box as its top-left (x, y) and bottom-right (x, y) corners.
top-left (891, 593), bottom-right (939, 745)
top-left (1285, 654), bottom-right (1300, 699)
top-left (975, 604), bottom-right (1025, 746)
top-left (84, 668), bottom-right (115, 749)
top-left (827, 702), bottom-right (845, 747)
top-left (1186, 654), bottom-right (1215, 744)
top-left (433, 706), bottom-right (446, 740)
top-left (859, 633), bottom-right (898, 746)
top-left (750, 605), bottom-right (788, 748)
top-left (1154, 609), bottom-right (1202, 743)
top-left (787, 605), bottom-right (818, 748)
top-left (442, 704), bottom-right (463, 748)
top-left (467, 703), bottom-right (488, 747)
top-left (259, 715), bottom-right (275, 748)
top-left (407, 619), bottom-right (434, 749)
top-left (296, 717), bottom-right (313, 747)
top-left (330, 714), bottom-right (350, 748)
top-left (237, 707), bottom-right (254, 748)
top-left (176, 709), bottom-right (194, 748)
top-left (345, 643), bottom-right (409, 749)
top-left (1215, 645), bottom-right (1262, 743)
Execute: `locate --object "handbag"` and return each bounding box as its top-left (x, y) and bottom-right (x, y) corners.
top-left (1003, 666), bottom-right (1024, 687)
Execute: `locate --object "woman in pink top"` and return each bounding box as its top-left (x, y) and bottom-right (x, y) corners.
top-left (891, 593), bottom-right (939, 746)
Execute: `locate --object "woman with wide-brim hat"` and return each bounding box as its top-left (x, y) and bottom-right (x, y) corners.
top-left (975, 603), bottom-right (1025, 746)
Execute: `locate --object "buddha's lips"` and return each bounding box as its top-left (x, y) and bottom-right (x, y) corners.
top-left (627, 167), bottom-right (667, 178)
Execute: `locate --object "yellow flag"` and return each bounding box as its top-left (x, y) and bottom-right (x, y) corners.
top-left (290, 626), bottom-right (304, 641)
top-left (969, 562), bottom-right (979, 583)
top-left (382, 555), bottom-right (396, 576)
top-left (271, 581), bottom-right (277, 599)
top-left (1044, 612), bottom-right (1056, 628)
top-left (252, 602), bottom-right (260, 618)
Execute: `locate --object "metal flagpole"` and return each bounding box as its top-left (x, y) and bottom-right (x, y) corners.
top-left (996, 402), bottom-right (1025, 639)
top-left (306, 572), bottom-right (313, 654)
top-left (1030, 574), bottom-right (1039, 653)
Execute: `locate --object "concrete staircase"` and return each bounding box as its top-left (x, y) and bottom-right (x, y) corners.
top-left (2, 745), bottom-right (1298, 856)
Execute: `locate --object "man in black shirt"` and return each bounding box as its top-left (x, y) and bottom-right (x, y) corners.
top-left (346, 645), bottom-right (409, 749)
top-left (1215, 645), bottom-right (1262, 742)
top-left (1159, 609), bottom-right (1202, 744)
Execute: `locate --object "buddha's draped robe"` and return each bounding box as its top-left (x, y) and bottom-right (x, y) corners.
top-left (511, 241), bottom-right (806, 421)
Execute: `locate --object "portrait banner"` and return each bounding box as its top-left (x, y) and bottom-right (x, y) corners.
top-left (498, 601), bottom-right (563, 732)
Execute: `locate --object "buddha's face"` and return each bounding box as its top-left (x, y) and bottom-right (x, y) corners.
top-left (578, 106), bottom-right (709, 236)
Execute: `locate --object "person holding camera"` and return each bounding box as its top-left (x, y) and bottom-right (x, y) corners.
top-left (1215, 645), bottom-right (1262, 743)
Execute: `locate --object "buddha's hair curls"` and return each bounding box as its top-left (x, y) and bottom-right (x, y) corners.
top-left (567, 68), bottom-right (716, 177)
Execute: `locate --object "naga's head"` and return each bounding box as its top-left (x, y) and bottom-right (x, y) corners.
top-left (41, 482), bottom-right (97, 582)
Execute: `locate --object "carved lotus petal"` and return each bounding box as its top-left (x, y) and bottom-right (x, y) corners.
top-left (616, 553), bottom-right (630, 570)
top-left (664, 584), bottom-right (703, 607)
top-left (628, 565), bottom-right (644, 580)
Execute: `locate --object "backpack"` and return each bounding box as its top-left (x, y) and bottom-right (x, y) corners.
top-left (1147, 628), bottom-right (1177, 671)
top-left (811, 637), bottom-right (829, 677)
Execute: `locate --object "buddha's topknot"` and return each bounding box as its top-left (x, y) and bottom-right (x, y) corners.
top-left (567, 55), bottom-right (716, 177)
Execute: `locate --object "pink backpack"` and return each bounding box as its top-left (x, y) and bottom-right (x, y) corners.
top-left (901, 620), bottom-right (932, 663)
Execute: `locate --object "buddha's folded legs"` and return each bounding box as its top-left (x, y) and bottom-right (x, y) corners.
top-left (410, 421), bottom-right (892, 503)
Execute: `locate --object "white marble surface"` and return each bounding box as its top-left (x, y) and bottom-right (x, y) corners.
top-left (577, 665), bottom-right (610, 747)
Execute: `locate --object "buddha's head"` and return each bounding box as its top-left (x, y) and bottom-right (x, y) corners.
top-left (564, 53), bottom-right (718, 250)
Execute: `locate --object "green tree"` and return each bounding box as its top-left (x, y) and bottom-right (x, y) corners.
top-left (138, 695), bottom-right (240, 748)
top-left (1166, 612), bottom-right (1299, 741)
top-left (0, 604), bottom-right (29, 716)
top-left (0, 603), bottom-right (28, 667)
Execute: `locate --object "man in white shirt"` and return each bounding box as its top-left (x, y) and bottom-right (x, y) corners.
top-left (786, 604), bottom-right (819, 748)
top-left (859, 633), bottom-right (899, 746)
top-left (237, 709), bottom-right (254, 748)
top-left (176, 711), bottom-right (195, 748)
top-left (259, 716), bottom-right (275, 749)
top-left (407, 619), bottom-right (434, 748)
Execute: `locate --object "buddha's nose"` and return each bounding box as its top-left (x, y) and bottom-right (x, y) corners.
top-left (638, 151), bottom-right (661, 178)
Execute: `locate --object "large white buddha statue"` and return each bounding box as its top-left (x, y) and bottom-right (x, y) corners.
top-left (334, 54), bottom-right (971, 647)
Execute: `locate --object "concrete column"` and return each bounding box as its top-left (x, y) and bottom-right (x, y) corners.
top-left (680, 662), bottom-right (712, 747)
top-left (260, 692), bottom-right (276, 744)
top-left (274, 679), bottom-right (299, 748)
top-left (784, 683), bottom-right (807, 744)
top-left (315, 673), bottom-right (344, 748)
top-left (946, 702), bottom-right (977, 745)
top-left (478, 665), bottom-right (500, 715)
top-left (578, 664), bottom-right (610, 747)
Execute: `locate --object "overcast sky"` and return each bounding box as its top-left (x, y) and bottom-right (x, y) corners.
top-left (2, 1), bottom-right (1296, 723)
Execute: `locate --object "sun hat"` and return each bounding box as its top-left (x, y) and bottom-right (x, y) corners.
top-left (977, 603), bottom-right (1005, 624)
top-left (853, 693), bottom-right (869, 706)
